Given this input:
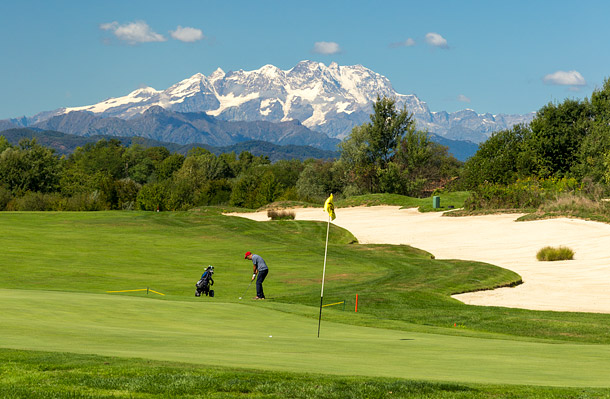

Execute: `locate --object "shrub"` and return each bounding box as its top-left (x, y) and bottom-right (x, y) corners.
top-left (464, 177), bottom-right (583, 211)
top-left (63, 192), bottom-right (107, 211)
top-left (536, 246), bottom-right (575, 261)
top-left (8, 192), bottom-right (61, 211)
top-left (267, 209), bottom-right (295, 220)
top-left (115, 178), bottom-right (141, 210)
top-left (136, 183), bottom-right (170, 211)
top-left (539, 193), bottom-right (606, 216)
top-left (0, 186), bottom-right (12, 211)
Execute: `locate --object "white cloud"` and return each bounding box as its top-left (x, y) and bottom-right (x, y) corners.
top-left (457, 94), bottom-right (471, 103)
top-left (391, 38), bottom-right (416, 48)
top-left (404, 38), bottom-right (416, 47)
top-left (312, 41), bottom-right (341, 55)
top-left (425, 32), bottom-right (449, 49)
top-left (170, 26), bottom-right (204, 42)
top-left (543, 70), bottom-right (586, 86)
top-left (100, 20), bottom-right (166, 44)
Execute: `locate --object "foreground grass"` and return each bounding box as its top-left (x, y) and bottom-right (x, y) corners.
top-left (3, 348), bottom-right (610, 399)
top-left (8, 289), bottom-right (610, 386)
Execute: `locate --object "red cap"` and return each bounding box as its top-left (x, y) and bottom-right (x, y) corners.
top-left (244, 251), bottom-right (252, 259)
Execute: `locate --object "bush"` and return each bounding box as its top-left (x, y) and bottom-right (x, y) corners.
top-left (7, 191), bottom-right (61, 211)
top-left (536, 246), bottom-right (575, 261)
top-left (539, 193), bottom-right (608, 216)
top-left (267, 209), bottom-right (295, 220)
top-left (115, 178), bottom-right (141, 210)
top-left (0, 186), bottom-right (12, 211)
top-left (465, 177), bottom-right (582, 211)
top-left (136, 183), bottom-right (170, 211)
top-left (63, 192), bottom-right (107, 211)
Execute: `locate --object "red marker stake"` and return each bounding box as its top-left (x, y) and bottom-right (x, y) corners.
top-left (355, 294), bottom-right (358, 312)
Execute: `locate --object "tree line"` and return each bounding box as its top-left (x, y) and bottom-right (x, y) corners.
top-left (4, 81), bottom-right (610, 213)
top-left (0, 96), bottom-right (461, 211)
top-left (456, 78), bottom-right (610, 209)
top-left (462, 79), bottom-right (610, 188)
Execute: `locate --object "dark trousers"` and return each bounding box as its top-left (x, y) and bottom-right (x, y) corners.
top-left (256, 269), bottom-right (268, 298)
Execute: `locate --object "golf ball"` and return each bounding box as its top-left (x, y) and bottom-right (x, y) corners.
top-left (239, 297), bottom-right (242, 299)
top-left (269, 335), bottom-right (272, 338)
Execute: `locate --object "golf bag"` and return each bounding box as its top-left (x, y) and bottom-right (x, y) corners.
top-left (195, 265), bottom-right (214, 297)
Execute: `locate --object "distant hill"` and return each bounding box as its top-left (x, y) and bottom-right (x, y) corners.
top-left (24, 107), bottom-right (341, 151)
top-left (428, 133), bottom-right (478, 162)
top-left (0, 128), bottom-right (340, 162)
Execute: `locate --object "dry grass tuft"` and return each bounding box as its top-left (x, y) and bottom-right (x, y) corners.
top-left (267, 209), bottom-right (296, 220)
top-left (536, 246), bottom-right (574, 261)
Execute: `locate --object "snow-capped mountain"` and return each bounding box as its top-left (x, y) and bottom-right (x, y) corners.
top-left (31, 61), bottom-right (534, 143)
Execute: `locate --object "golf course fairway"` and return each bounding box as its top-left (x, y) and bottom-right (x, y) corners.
top-left (2, 288), bottom-right (609, 388)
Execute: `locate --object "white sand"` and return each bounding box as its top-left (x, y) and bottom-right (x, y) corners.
top-left (226, 207), bottom-right (610, 313)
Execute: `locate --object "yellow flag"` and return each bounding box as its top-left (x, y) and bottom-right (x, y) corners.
top-left (323, 193), bottom-right (336, 221)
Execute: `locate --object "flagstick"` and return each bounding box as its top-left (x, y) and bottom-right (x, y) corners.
top-left (318, 213), bottom-right (331, 338)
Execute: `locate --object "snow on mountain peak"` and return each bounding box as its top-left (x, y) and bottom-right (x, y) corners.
top-left (209, 67), bottom-right (225, 81)
top-left (54, 61), bottom-right (534, 142)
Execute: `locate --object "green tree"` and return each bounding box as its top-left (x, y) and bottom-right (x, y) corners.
top-left (367, 96), bottom-right (414, 169)
top-left (574, 79), bottom-right (610, 183)
top-left (526, 99), bottom-right (591, 178)
top-left (339, 96), bottom-right (460, 195)
top-left (0, 139), bottom-right (62, 195)
top-left (136, 182), bottom-right (170, 211)
top-left (230, 171), bottom-right (262, 209)
top-left (296, 160), bottom-right (343, 201)
top-left (461, 124), bottom-right (532, 188)
top-left (156, 153), bottom-right (185, 181)
top-left (338, 125), bottom-right (377, 192)
top-left (0, 136), bottom-right (11, 153)
top-left (66, 139), bottom-right (125, 179)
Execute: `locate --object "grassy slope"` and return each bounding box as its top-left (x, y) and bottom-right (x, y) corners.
top-left (5, 210), bottom-right (610, 343)
top-left (2, 208), bottom-right (610, 392)
top-left (3, 289), bottom-right (610, 388)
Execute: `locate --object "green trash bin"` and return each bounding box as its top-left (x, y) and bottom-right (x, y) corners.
top-left (433, 196), bottom-right (440, 209)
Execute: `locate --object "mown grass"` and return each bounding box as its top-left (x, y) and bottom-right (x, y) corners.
top-left (2, 210), bottom-right (610, 344)
top-left (335, 191), bottom-right (470, 212)
top-left (536, 246), bottom-right (575, 261)
top-left (3, 348), bottom-right (610, 399)
top-left (4, 209), bottom-right (610, 395)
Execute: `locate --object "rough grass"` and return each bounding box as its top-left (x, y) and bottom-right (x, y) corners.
top-left (536, 246), bottom-right (575, 261)
top-left (522, 194), bottom-right (610, 223)
top-left (267, 209), bottom-right (296, 220)
top-left (5, 349), bottom-right (610, 399)
top-left (455, 191), bottom-right (610, 224)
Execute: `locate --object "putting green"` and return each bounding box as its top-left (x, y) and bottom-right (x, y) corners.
top-left (2, 289), bottom-right (610, 387)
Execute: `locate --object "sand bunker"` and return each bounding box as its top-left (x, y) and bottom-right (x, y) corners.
top-left (226, 207), bottom-right (610, 314)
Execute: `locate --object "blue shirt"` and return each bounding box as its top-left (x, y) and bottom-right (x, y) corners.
top-left (251, 254), bottom-right (268, 272)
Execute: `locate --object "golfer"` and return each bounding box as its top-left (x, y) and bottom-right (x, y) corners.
top-left (244, 251), bottom-right (268, 300)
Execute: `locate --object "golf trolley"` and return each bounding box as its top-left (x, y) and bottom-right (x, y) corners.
top-left (195, 265), bottom-right (215, 297)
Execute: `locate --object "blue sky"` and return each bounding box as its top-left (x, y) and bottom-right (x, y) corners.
top-left (1, 0), bottom-right (608, 120)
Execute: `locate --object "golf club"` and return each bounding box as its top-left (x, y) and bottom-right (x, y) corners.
top-left (239, 278), bottom-right (254, 299)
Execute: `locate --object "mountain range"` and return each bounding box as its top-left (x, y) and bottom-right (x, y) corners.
top-left (1, 60), bottom-right (533, 158)
top-left (25, 106), bottom-right (340, 150)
